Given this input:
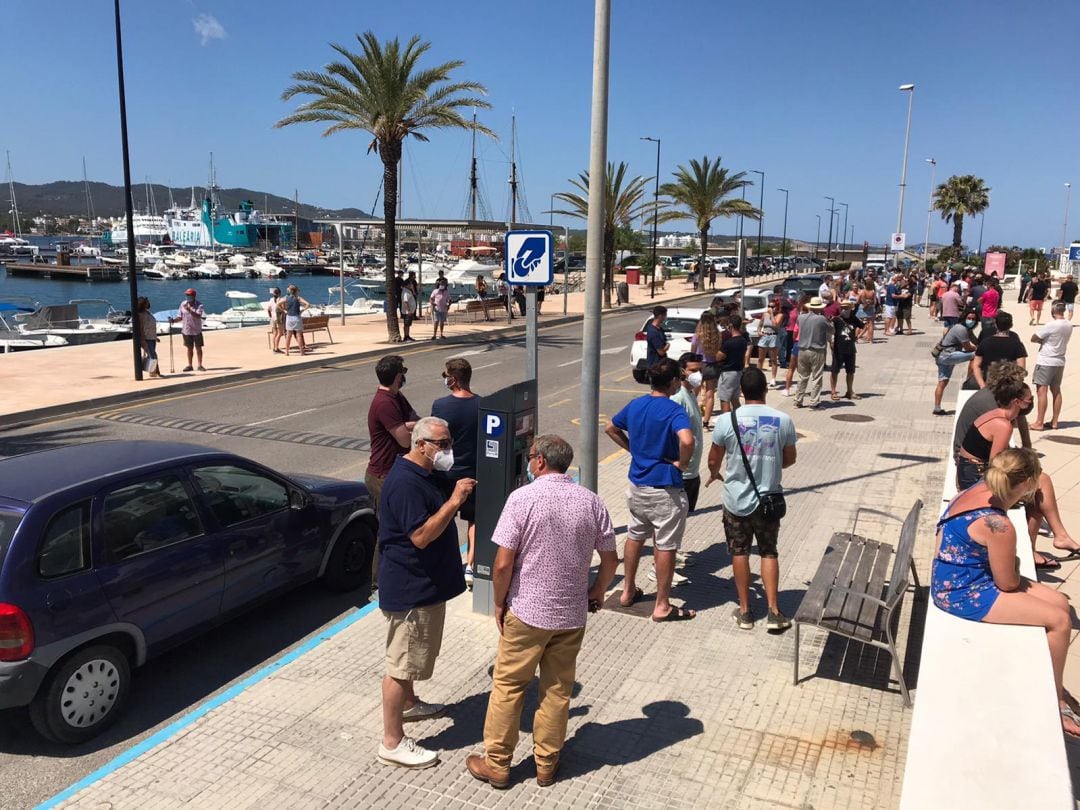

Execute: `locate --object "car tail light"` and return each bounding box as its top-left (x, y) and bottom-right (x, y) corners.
top-left (0, 603), bottom-right (34, 661)
top-left (634, 331), bottom-right (647, 341)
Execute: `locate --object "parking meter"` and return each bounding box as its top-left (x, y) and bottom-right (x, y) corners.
top-left (472, 379), bottom-right (538, 615)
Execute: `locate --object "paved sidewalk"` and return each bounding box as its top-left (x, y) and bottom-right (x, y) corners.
top-left (48, 298), bottom-right (965, 810)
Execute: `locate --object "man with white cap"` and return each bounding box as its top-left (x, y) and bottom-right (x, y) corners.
top-left (794, 297), bottom-right (831, 409)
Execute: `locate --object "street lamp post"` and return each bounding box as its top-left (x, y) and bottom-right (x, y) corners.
top-left (641, 136), bottom-right (661, 299)
top-left (824, 196), bottom-right (835, 265)
top-left (751, 170), bottom-right (765, 273)
top-left (815, 214), bottom-right (821, 261)
top-left (839, 202), bottom-right (848, 263)
top-left (1062, 183), bottom-right (1072, 260)
top-left (923, 158), bottom-right (936, 263)
top-left (977, 213), bottom-right (985, 256)
top-left (895, 83), bottom-right (915, 268)
top-left (777, 188), bottom-right (789, 268)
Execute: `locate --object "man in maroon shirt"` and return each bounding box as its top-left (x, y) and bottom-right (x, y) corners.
top-left (366, 355), bottom-right (420, 511)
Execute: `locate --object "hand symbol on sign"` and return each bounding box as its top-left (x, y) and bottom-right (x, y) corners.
top-left (511, 236), bottom-right (547, 278)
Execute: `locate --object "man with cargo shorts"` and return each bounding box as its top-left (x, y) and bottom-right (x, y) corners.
top-left (377, 416), bottom-right (475, 769)
top-left (1030, 301), bottom-right (1072, 431)
top-left (605, 358), bottom-right (697, 622)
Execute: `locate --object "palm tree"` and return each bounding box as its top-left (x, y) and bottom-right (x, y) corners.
top-left (549, 161), bottom-right (654, 308)
top-left (659, 156), bottom-right (760, 289)
top-left (275, 32), bottom-right (493, 341)
top-left (933, 174), bottom-right (991, 250)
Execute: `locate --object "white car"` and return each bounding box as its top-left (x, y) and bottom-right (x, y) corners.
top-left (630, 307), bottom-right (705, 383)
top-left (712, 287), bottom-right (773, 333)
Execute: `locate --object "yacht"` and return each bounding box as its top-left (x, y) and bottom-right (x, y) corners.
top-left (251, 258), bottom-right (286, 278)
top-left (207, 291), bottom-right (270, 327)
top-left (307, 283), bottom-right (385, 317)
top-left (101, 213), bottom-right (169, 247)
top-left (0, 299), bottom-right (68, 352)
top-left (15, 298), bottom-right (130, 346)
top-left (144, 261), bottom-right (185, 281)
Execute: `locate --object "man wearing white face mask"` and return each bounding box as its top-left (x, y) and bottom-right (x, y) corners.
top-left (377, 416), bottom-right (476, 769)
top-left (671, 352), bottom-right (705, 512)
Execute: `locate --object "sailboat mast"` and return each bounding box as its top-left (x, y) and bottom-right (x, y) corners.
top-left (468, 111), bottom-right (478, 251)
top-left (208, 152), bottom-right (215, 254)
top-left (6, 152), bottom-right (21, 237)
top-left (509, 113), bottom-right (518, 227)
top-left (82, 157), bottom-right (94, 223)
top-left (294, 189), bottom-right (299, 251)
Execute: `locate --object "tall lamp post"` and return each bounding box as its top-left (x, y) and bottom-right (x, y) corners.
top-left (824, 196), bottom-right (835, 265)
top-left (113, 0), bottom-right (142, 381)
top-left (814, 214), bottom-right (821, 261)
top-left (923, 158), bottom-right (936, 263)
top-left (777, 188), bottom-right (789, 267)
top-left (1062, 182), bottom-right (1072, 261)
top-left (894, 83), bottom-right (916, 268)
top-left (839, 202), bottom-right (849, 263)
top-left (641, 136), bottom-right (661, 298)
top-left (751, 170), bottom-right (765, 271)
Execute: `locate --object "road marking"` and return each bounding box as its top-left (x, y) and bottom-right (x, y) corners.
top-left (449, 348), bottom-right (491, 357)
top-left (614, 374), bottom-right (631, 382)
top-left (599, 449), bottom-right (627, 465)
top-left (548, 398), bottom-right (573, 407)
top-left (557, 358), bottom-right (583, 367)
top-left (600, 345), bottom-right (627, 355)
top-left (247, 407), bottom-right (318, 426)
top-left (472, 362), bottom-right (501, 371)
top-left (600, 387), bottom-right (645, 394)
top-left (36, 601), bottom-right (380, 810)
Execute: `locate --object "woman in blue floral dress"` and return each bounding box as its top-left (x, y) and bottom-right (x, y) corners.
top-left (932, 448), bottom-right (1080, 739)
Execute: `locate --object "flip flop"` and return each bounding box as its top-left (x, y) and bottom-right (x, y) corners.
top-left (1053, 548), bottom-right (1080, 563)
top-left (830, 393), bottom-right (841, 401)
top-left (651, 607), bottom-right (696, 623)
top-left (1035, 555), bottom-right (1062, 570)
top-left (619, 587), bottom-right (644, 608)
top-left (1061, 706), bottom-right (1080, 741)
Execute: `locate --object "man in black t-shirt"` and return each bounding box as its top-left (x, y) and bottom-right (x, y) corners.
top-left (715, 314), bottom-right (749, 411)
top-left (963, 311), bottom-right (1027, 389)
top-left (829, 300), bottom-right (864, 400)
top-left (1058, 275), bottom-right (1078, 322)
top-left (1029, 273), bottom-right (1050, 325)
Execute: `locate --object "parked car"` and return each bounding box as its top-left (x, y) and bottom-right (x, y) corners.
top-left (0, 441), bottom-right (377, 743)
top-left (629, 307), bottom-right (705, 383)
top-left (776, 274), bottom-right (827, 300)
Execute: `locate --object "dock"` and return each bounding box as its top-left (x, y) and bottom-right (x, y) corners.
top-left (3, 262), bottom-right (125, 282)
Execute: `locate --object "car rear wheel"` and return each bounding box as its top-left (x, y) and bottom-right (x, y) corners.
top-left (30, 644), bottom-right (131, 744)
top-left (323, 522), bottom-right (375, 593)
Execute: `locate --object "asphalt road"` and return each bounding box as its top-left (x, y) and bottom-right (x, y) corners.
top-left (0, 294), bottom-right (715, 808)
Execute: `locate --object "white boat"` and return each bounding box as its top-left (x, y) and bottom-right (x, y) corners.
top-left (207, 291), bottom-right (270, 327)
top-left (251, 259), bottom-right (286, 278)
top-left (444, 258), bottom-right (501, 284)
top-left (0, 299), bottom-right (69, 352)
top-left (144, 260), bottom-right (184, 281)
top-left (308, 283), bottom-right (385, 317)
top-left (101, 212), bottom-right (169, 247)
top-left (189, 261), bottom-right (224, 279)
top-left (15, 298), bottom-right (130, 346)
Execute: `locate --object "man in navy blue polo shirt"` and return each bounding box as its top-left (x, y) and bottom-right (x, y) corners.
top-left (605, 358), bottom-right (696, 623)
top-left (645, 305), bottom-right (669, 366)
top-left (377, 416), bottom-right (476, 769)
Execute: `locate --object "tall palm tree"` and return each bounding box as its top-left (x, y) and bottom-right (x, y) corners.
top-left (933, 174), bottom-right (991, 250)
top-left (549, 161), bottom-right (654, 308)
top-left (276, 32), bottom-right (493, 340)
top-left (660, 156), bottom-right (760, 289)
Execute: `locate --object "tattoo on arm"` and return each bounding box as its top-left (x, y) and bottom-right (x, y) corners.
top-left (983, 514), bottom-right (1009, 534)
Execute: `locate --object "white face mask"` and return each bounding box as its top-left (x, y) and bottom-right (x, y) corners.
top-left (433, 448), bottom-right (454, 472)
top-left (443, 377), bottom-right (453, 389)
top-left (686, 371), bottom-right (703, 389)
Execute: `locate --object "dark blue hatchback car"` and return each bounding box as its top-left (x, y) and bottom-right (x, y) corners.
top-left (0, 440), bottom-right (376, 743)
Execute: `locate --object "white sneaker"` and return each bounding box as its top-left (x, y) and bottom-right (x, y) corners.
top-left (464, 566), bottom-right (474, 590)
top-left (782, 389), bottom-right (793, 397)
top-left (675, 552), bottom-right (695, 568)
top-left (402, 700), bottom-right (447, 723)
top-left (378, 736), bottom-right (439, 768)
top-left (648, 567), bottom-right (689, 586)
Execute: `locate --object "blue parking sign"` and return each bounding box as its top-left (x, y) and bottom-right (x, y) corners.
top-left (504, 230), bottom-right (553, 286)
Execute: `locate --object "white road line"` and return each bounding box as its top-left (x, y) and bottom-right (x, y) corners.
top-left (247, 407), bottom-right (318, 426)
top-left (557, 358), bottom-right (583, 367)
top-left (450, 348), bottom-right (491, 357)
top-left (473, 362), bottom-right (500, 371)
top-left (559, 345), bottom-right (626, 366)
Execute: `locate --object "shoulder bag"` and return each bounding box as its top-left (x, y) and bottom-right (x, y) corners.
top-left (730, 408), bottom-right (787, 522)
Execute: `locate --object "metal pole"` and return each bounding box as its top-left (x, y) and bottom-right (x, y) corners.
top-left (840, 202), bottom-right (848, 263)
top-left (580, 0), bottom-right (610, 494)
top-left (113, 0), bottom-right (141, 381)
top-left (641, 136), bottom-right (661, 299)
top-left (923, 158), bottom-right (936, 262)
top-left (563, 225), bottom-right (570, 316)
top-left (824, 196), bottom-right (835, 266)
top-left (526, 287), bottom-right (538, 382)
top-left (815, 215), bottom-right (821, 261)
top-left (977, 213), bottom-right (985, 255)
top-left (752, 170), bottom-right (764, 271)
top-left (738, 238), bottom-right (746, 315)
top-left (895, 84), bottom-right (915, 268)
top-left (778, 188), bottom-right (789, 268)
top-left (1062, 183), bottom-right (1072, 257)
top-left (337, 224), bottom-right (345, 325)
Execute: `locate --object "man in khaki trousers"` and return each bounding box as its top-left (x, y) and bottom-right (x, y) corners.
top-left (466, 435), bottom-right (618, 789)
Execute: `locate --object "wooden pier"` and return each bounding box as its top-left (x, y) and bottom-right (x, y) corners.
top-left (3, 261), bottom-right (125, 282)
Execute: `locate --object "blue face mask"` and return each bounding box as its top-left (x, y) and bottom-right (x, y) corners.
top-left (526, 463), bottom-right (535, 483)
top-left (965, 319), bottom-right (977, 329)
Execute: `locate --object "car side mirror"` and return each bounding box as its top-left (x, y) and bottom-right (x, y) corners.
top-left (289, 489), bottom-right (308, 510)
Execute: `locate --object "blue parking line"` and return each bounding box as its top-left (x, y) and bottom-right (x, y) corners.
top-left (37, 600), bottom-right (379, 810)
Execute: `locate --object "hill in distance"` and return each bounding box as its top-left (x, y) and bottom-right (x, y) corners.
top-left (5, 181), bottom-right (370, 221)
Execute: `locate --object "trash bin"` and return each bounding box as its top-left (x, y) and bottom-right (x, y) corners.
top-left (616, 281), bottom-right (630, 305)
top-left (624, 266), bottom-right (641, 285)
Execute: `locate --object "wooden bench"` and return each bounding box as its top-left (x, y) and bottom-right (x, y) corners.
top-left (899, 389), bottom-right (1072, 809)
top-left (266, 313), bottom-right (334, 349)
top-left (793, 499), bottom-right (923, 706)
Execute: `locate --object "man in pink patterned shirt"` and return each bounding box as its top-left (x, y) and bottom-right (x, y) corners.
top-left (466, 434), bottom-right (618, 790)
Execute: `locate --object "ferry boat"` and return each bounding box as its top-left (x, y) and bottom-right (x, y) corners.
top-left (100, 213), bottom-right (169, 247)
top-left (164, 197), bottom-right (294, 250)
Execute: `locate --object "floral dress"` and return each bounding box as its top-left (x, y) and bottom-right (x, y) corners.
top-left (931, 503), bottom-right (1005, 621)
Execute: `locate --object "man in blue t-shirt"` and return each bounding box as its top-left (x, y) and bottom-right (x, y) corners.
top-left (377, 416), bottom-right (475, 769)
top-left (605, 358), bottom-right (696, 623)
top-left (707, 368), bottom-right (798, 632)
top-left (644, 305), bottom-right (669, 366)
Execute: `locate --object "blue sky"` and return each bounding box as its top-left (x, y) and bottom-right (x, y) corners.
top-left (6, 0), bottom-right (1079, 250)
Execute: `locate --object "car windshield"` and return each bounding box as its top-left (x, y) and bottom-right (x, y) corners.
top-left (0, 509), bottom-right (21, 564)
top-left (744, 295), bottom-right (769, 311)
top-left (662, 317), bottom-right (700, 334)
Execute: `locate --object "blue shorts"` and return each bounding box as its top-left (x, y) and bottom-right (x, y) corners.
top-left (433, 310), bottom-right (447, 323)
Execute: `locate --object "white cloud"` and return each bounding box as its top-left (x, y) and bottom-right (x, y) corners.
top-left (193, 13), bottom-right (226, 46)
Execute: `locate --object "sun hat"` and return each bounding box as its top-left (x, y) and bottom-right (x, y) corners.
top-left (807, 297), bottom-right (826, 310)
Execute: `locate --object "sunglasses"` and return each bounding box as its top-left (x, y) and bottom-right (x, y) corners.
top-left (422, 438), bottom-right (452, 449)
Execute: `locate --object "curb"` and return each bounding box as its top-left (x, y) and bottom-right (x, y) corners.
top-left (1, 287), bottom-right (720, 430)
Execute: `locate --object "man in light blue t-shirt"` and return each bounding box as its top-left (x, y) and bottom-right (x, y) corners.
top-left (606, 358), bottom-right (695, 623)
top-left (707, 367), bottom-right (797, 633)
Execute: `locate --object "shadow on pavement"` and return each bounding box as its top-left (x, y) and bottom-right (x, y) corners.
top-left (562, 700), bottom-right (703, 775)
top-left (0, 582), bottom-right (370, 757)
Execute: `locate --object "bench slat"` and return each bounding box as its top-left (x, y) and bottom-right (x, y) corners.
top-left (821, 535), bottom-right (867, 626)
top-left (853, 544), bottom-right (893, 638)
top-left (793, 537), bottom-right (848, 623)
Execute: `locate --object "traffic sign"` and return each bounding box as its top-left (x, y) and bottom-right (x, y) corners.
top-left (890, 232), bottom-right (906, 251)
top-left (1069, 244), bottom-right (1080, 262)
top-left (504, 230), bottom-right (553, 285)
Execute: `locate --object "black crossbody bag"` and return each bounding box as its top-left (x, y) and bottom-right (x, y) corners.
top-left (730, 408), bottom-right (787, 522)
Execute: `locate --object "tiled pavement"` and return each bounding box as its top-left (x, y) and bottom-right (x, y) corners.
top-left (53, 298), bottom-right (1076, 809)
